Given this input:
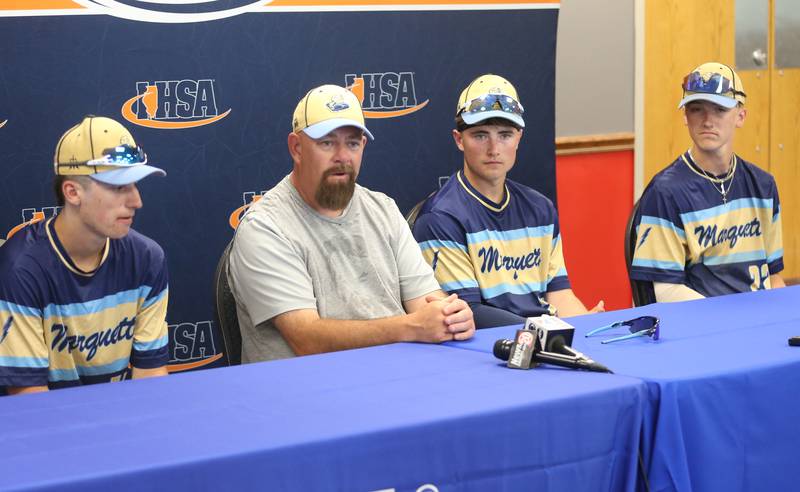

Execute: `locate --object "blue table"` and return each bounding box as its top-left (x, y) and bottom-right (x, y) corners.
top-left (0, 343), bottom-right (646, 492)
top-left (449, 286), bottom-right (800, 492)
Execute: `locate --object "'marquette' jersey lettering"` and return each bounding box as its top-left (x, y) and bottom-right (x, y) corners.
top-left (413, 171), bottom-right (570, 318)
top-left (631, 152), bottom-right (783, 297)
top-left (0, 218), bottom-right (169, 389)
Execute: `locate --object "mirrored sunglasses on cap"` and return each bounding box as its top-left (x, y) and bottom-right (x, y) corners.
top-left (57, 145), bottom-right (148, 171)
top-left (459, 94), bottom-right (524, 119)
top-left (682, 71), bottom-right (746, 98)
top-left (585, 316), bottom-right (660, 344)
top-left (85, 145), bottom-right (148, 167)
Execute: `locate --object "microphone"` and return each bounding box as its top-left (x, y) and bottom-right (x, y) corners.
top-left (493, 338), bottom-right (612, 373)
top-left (527, 315), bottom-right (603, 363)
top-left (494, 316), bottom-right (613, 373)
top-left (526, 315), bottom-right (576, 353)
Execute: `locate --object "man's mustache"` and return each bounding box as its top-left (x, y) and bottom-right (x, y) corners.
top-left (322, 165), bottom-right (355, 179)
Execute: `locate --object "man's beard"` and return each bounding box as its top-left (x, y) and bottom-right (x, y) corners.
top-left (315, 165), bottom-right (356, 210)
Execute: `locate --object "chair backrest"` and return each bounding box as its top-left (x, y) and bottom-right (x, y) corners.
top-left (406, 191), bottom-right (436, 229)
top-left (625, 199), bottom-right (656, 307)
top-left (213, 239), bottom-right (242, 365)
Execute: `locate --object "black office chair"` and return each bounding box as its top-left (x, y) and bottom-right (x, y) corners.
top-left (625, 199), bottom-right (656, 307)
top-left (406, 191), bottom-right (436, 229)
top-left (213, 239), bottom-right (242, 366)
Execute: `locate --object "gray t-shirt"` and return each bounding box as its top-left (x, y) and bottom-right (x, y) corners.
top-left (228, 175), bottom-right (440, 362)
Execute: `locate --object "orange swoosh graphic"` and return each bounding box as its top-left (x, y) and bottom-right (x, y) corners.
top-left (6, 212), bottom-right (45, 240)
top-left (228, 195), bottom-right (263, 229)
top-left (229, 204), bottom-right (249, 229)
top-left (0, 120), bottom-right (7, 129)
top-left (122, 94), bottom-right (231, 129)
top-left (167, 353), bottom-right (224, 373)
top-left (3, 0), bottom-right (83, 8)
top-left (363, 99), bottom-right (429, 119)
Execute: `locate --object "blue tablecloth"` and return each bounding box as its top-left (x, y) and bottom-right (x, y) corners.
top-left (448, 286), bottom-right (800, 492)
top-left (0, 343), bottom-right (645, 492)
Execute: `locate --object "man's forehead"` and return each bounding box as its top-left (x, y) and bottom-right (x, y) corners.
top-left (465, 123), bottom-right (520, 132)
top-left (318, 126), bottom-right (365, 139)
top-left (685, 100), bottom-right (730, 111)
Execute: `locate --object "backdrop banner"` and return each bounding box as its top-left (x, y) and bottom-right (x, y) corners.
top-left (0, 1), bottom-right (558, 370)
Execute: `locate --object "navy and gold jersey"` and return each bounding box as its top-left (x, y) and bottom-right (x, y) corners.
top-left (0, 218), bottom-right (169, 389)
top-left (413, 170), bottom-right (570, 318)
top-left (631, 152), bottom-right (783, 297)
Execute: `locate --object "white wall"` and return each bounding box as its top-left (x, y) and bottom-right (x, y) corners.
top-left (555, 0), bottom-right (634, 137)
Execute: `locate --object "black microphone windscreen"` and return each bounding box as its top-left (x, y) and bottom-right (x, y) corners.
top-left (493, 339), bottom-right (513, 361)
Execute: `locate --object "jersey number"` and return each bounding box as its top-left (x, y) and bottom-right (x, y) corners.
top-left (748, 264), bottom-right (770, 291)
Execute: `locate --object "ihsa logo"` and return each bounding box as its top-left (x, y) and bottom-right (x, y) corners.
top-left (122, 79), bottom-right (231, 129)
top-left (345, 72), bottom-right (429, 119)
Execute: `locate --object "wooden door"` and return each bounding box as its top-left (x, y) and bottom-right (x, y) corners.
top-left (640, 0), bottom-right (798, 280)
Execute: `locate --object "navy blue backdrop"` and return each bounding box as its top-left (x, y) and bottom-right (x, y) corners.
top-left (0, 5), bottom-right (557, 370)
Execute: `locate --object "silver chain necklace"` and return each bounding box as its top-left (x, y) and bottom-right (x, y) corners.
top-left (686, 149), bottom-right (737, 204)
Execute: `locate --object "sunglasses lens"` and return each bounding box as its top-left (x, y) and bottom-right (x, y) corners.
top-left (683, 72), bottom-right (732, 95)
top-left (464, 94), bottom-right (523, 117)
top-left (628, 316), bottom-right (659, 337)
top-left (102, 146), bottom-right (146, 166)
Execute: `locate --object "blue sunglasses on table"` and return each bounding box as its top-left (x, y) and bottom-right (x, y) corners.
top-left (585, 316), bottom-right (660, 344)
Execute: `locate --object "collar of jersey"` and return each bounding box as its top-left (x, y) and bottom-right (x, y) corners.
top-left (681, 150), bottom-right (738, 180)
top-left (46, 216), bottom-right (110, 277)
top-left (457, 170), bottom-right (510, 213)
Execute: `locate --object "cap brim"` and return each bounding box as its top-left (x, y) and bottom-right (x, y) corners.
top-left (461, 110), bottom-right (525, 128)
top-left (303, 118), bottom-right (374, 140)
top-left (678, 93), bottom-right (738, 109)
top-left (90, 165), bottom-right (167, 186)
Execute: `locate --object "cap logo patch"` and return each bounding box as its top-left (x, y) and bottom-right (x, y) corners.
top-left (326, 95), bottom-right (350, 112)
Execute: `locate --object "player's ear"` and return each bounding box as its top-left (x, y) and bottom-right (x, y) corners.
top-left (735, 106), bottom-right (747, 128)
top-left (62, 177), bottom-right (87, 206)
top-left (287, 132), bottom-right (302, 165)
top-left (452, 129), bottom-right (465, 151)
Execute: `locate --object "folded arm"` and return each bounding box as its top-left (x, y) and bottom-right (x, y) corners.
top-left (6, 385), bottom-right (48, 395)
top-left (770, 274), bottom-right (786, 289)
top-left (273, 291), bottom-right (474, 356)
top-left (653, 281), bottom-right (705, 302)
top-left (545, 288), bottom-right (604, 318)
top-left (132, 366), bottom-right (168, 379)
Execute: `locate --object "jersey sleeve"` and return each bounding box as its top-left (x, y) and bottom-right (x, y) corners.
top-left (545, 212), bottom-right (571, 292)
top-left (470, 302), bottom-right (526, 329)
top-left (0, 268), bottom-right (49, 387)
top-left (130, 246), bottom-right (169, 369)
top-left (765, 177), bottom-right (784, 275)
top-left (630, 182), bottom-right (689, 284)
top-left (413, 210), bottom-right (481, 304)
